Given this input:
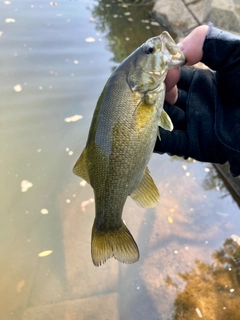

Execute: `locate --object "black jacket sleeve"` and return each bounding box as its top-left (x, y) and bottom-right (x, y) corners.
top-left (154, 25), bottom-right (240, 177)
top-left (201, 24), bottom-right (240, 176)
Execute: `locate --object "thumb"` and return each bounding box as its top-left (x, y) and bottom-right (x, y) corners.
top-left (178, 25), bottom-right (209, 66)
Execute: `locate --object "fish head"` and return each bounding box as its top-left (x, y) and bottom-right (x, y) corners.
top-left (127, 31), bottom-right (185, 93)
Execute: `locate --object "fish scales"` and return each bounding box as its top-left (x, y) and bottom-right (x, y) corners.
top-left (73, 31), bottom-right (185, 266)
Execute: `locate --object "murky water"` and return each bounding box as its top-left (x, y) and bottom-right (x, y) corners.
top-left (1, 1), bottom-right (240, 319)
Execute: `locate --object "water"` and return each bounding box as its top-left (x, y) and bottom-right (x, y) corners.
top-left (0, 1), bottom-right (240, 319)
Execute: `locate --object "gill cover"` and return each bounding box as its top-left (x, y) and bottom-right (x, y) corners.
top-left (127, 31), bottom-right (185, 93)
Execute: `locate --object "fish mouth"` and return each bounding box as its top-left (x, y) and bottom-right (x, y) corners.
top-left (148, 70), bottom-right (164, 77)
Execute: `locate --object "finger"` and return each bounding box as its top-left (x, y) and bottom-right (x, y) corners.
top-left (165, 25), bottom-right (209, 102)
top-left (178, 25), bottom-right (209, 66)
top-left (165, 68), bottom-right (180, 93)
top-left (165, 85), bottom-right (178, 104)
top-left (166, 68), bottom-right (194, 111)
top-left (154, 129), bottom-right (188, 158)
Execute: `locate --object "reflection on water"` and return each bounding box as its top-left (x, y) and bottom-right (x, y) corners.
top-left (170, 237), bottom-right (240, 319)
top-left (0, 0), bottom-right (240, 319)
top-left (91, 0), bottom-right (164, 64)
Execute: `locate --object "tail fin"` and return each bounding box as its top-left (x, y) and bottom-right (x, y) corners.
top-left (91, 220), bottom-right (139, 266)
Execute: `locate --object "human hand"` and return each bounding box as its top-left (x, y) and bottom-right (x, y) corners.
top-left (165, 25), bottom-right (209, 104)
top-left (154, 24), bottom-right (240, 176)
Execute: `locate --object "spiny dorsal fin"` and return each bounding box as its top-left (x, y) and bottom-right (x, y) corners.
top-left (91, 219), bottom-right (139, 266)
top-left (159, 109), bottom-right (173, 131)
top-left (72, 148), bottom-right (90, 184)
top-left (130, 167), bottom-right (160, 208)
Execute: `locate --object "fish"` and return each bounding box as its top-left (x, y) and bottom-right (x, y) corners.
top-left (73, 31), bottom-right (185, 266)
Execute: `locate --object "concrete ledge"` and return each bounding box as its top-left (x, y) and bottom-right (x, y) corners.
top-left (215, 163), bottom-right (240, 201)
top-left (152, 0), bottom-right (197, 36)
top-left (210, 0), bottom-right (240, 33)
top-left (152, 0), bottom-right (240, 36)
top-left (21, 293), bottom-right (119, 320)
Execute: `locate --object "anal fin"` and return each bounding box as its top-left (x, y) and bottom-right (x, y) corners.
top-left (130, 167), bottom-right (160, 208)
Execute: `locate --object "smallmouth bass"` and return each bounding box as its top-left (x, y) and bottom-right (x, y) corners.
top-left (73, 31), bottom-right (185, 266)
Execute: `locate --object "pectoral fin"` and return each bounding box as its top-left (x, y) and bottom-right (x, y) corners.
top-left (159, 109), bottom-right (173, 131)
top-left (130, 167), bottom-right (160, 208)
top-left (72, 147), bottom-right (90, 184)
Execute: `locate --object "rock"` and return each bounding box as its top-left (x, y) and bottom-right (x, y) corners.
top-left (152, 0), bottom-right (212, 37)
top-left (187, 0), bottom-right (213, 24)
top-left (152, 0), bottom-right (240, 36)
top-left (152, 0), bottom-right (197, 36)
top-left (209, 0), bottom-right (240, 33)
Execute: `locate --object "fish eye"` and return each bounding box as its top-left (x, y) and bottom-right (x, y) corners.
top-left (144, 45), bottom-right (154, 55)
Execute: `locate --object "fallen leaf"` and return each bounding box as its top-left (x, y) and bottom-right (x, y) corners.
top-left (5, 18), bottom-right (15, 23)
top-left (40, 208), bottom-right (49, 215)
top-left (64, 115), bottom-right (83, 122)
top-left (13, 84), bottom-right (22, 92)
top-left (21, 180), bottom-right (33, 192)
top-left (38, 250), bottom-right (53, 257)
top-left (81, 198), bottom-right (94, 211)
top-left (85, 37), bottom-right (96, 43)
top-left (80, 180), bottom-right (87, 187)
